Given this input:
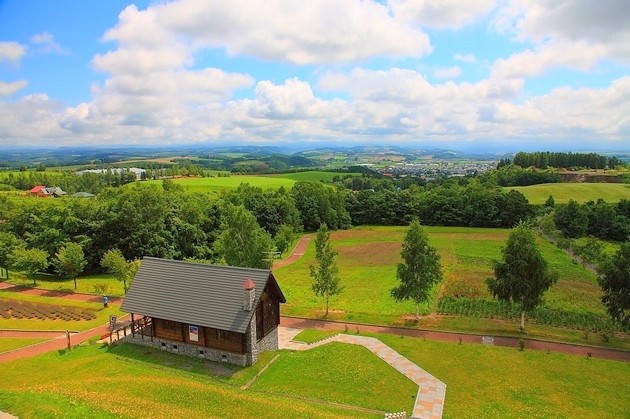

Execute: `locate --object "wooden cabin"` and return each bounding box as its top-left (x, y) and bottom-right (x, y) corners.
top-left (120, 257), bottom-right (286, 366)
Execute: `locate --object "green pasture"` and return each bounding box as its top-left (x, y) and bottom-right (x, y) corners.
top-left (142, 175), bottom-right (296, 192)
top-left (271, 171), bottom-right (361, 182)
top-left (7, 272), bottom-right (125, 297)
top-left (251, 342), bottom-right (417, 413)
top-left (377, 333), bottom-right (630, 418)
top-left (277, 226), bottom-right (612, 341)
top-left (0, 291), bottom-right (123, 332)
top-left (0, 338), bottom-right (47, 353)
top-left (0, 333), bottom-right (628, 418)
top-left (0, 342), bottom-right (377, 418)
top-left (504, 183), bottom-right (630, 204)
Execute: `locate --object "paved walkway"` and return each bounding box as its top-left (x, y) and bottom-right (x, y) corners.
top-left (278, 326), bottom-right (445, 419)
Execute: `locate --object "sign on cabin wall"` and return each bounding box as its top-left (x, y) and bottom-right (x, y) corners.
top-left (189, 325), bottom-right (199, 342)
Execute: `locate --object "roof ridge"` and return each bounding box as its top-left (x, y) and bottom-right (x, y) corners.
top-left (141, 256), bottom-right (271, 273)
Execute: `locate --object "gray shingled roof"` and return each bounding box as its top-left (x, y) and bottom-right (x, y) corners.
top-left (120, 257), bottom-right (285, 334)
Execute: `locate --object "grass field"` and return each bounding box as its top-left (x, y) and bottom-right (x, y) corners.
top-left (504, 183), bottom-right (630, 204)
top-left (270, 171), bottom-right (361, 182)
top-left (0, 342), bottom-right (378, 418)
top-left (0, 338), bottom-right (47, 353)
top-left (0, 333), bottom-right (627, 418)
top-left (142, 175), bottom-right (296, 192)
top-left (276, 226), bottom-right (618, 345)
top-left (250, 342), bottom-right (417, 413)
top-left (376, 333), bottom-right (630, 418)
top-left (139, 170), bottom-right (356, 193)
top-left (7, 272), bottom-right (125, 297)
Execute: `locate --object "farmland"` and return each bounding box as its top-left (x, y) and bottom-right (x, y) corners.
top-left (504, 182), bottom-right (630, 204)
top-left (0, 333), bottom-right (628, 418)
top-left (141, 175), bottom-right (296, 192)
top-left (276, 226), bottom-right (625, 347)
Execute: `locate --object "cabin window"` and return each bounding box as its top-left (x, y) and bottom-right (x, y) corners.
top-left (217, 329), bottom-right (226, 341)
top-left (162, 320), bottom-right (177, 331)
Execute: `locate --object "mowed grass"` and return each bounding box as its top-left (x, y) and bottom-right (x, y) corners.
top-left (504, 183), bottom-right (630, 204)
top-left (0, 291), bottom-right (123, 332)
top-left (142, 175), bottom-right (296, 192)
top-left (1, 333), bottom-right (627, 419)
top-left (251, 342), bottom-right (417, 413)
top-left (8, 272), bottom-right (125, 297)
top-left (0, 338), bottom-right (47, 353)
top-left (270, 171), bottom-right (361, 182)
top-left (0, 342), bottom-right (377, 419)
top-left (277, 226), bottom-right (607, 334)
top-left (376, 333), bottom-right (630, 419)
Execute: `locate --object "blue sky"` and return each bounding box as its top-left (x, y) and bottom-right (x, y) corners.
top-left (0, 0), bottom-right (628, 151)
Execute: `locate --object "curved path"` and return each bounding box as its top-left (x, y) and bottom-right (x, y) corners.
top-left (273, 234), bottom-right (312, 270)
top-left (280, 317), bottom-right (630, 362)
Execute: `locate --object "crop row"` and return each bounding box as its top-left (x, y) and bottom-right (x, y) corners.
top-left (437, 297), bottom-right (620, 332)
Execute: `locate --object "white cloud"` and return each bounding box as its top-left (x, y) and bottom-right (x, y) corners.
top-left (0, 80), bottom-right (28, 97)
top-left (106, 0), bottom-right (432, 65)
top-left (454, 53), bottom-right (477, 63)
top-left (30, 32), bottom-right (68, 55)
top-left (494, 0), bottom-right (630, 63)
top-left (390, 0), bottom-right (497, 29)
top-left (433, 66), bottom-right (462, 79)
top-left (0, 41), bottom-right (26, 63)
top-left (490, 40), bottom-right (606, 79)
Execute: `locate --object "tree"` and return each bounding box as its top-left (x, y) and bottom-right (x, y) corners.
top-left (544, 195), bottom-right (555, 208)
top-left (9, 247), bottom-right (49, 285)
top-left (597, 241), bottom-right (630, 329)
top-left (101, 248), bottom-right (140, 293)
top-left (391, 219), bottom-right (442, 320)
top-left (274, 224), bottom-right (296, 256)
top-left (310, 224), bottom-right (342, 316)
top-left (54, 242), bottom-right (86, 290)
top-left (554, 199), bottom-right (588, 238)
top-left (214, 205), bottom-right (275, 269)
top-left (486, 223), bottom-right (557, 331)
top-left (0, 232), bottom-right (23, 279)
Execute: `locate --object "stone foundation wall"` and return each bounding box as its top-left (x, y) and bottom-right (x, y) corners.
top-left (120, 319), bottom-right (280, 367)
top-left (122, 334), bottom-right (248, 366)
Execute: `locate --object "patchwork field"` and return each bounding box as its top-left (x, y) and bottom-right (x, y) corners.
top-left (504, 183), bottom-right (630, 204)
top-left (276, 226), bottom-right (621, 346)
top-left (0, 334), bottom-right (627, 418)
top-left (0, 291), bottom-right (123, 332)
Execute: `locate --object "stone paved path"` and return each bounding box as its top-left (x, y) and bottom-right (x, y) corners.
top-left (278, 326), bottom-right (446, 419)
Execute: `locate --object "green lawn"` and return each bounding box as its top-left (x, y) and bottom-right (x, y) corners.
top-left (0, 337), bottom-right (47, 353)
top-left (376, 333), bottom-right (630, 419)
top-left (7, 272), bottom-right (125, 296)
top-left (0, 342), bottom-right (376, 418)
top-left (504, 183), bottom-right (630, 204)
top-left (277, 226), bottom-right (618, 345)
top-left (0, 291), bottom-right (123, 332)
top-left (0, 333), bottom-right (627, 418)
top-left (251, 342), bottom-right (417, 413)
top-left (142, 175), bottom-right (296, 192)
top-left (293, 329), bottom-right (340, 344)
top-left (270, 171), bottom-right (361, 182)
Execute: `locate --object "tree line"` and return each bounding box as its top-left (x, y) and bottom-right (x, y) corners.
top-left (510, 151), bottom-right (624, 170)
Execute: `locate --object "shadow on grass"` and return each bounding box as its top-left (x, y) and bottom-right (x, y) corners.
top-left (105, 342), bottom-right (242, 380)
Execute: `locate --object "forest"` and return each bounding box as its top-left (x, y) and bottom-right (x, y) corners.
top-left (1, 170), bottom-right (629, 278)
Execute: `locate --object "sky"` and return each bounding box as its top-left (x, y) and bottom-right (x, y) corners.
top-left (0, 0), bottom-right (629, 152)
